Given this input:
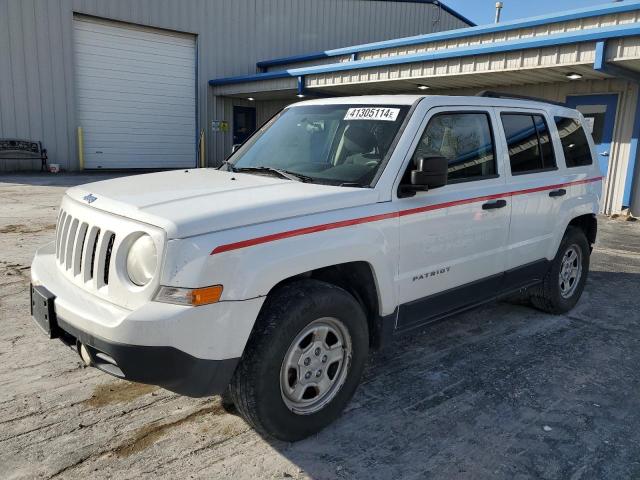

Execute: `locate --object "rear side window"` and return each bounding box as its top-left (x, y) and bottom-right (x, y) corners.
top-left (554, 117), bottom-right (593, 167)
top-left (412, 112), bottom-right (496, 183)
top-left (501, 113), bottom-right (557, 175)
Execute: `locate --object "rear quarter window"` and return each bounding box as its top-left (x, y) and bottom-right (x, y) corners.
top-left (501, 113), bottom-right (557, 175)
top-left (554, 117), bottom-right (593, 167)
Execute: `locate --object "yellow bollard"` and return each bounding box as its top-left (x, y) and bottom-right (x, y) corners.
top-left (77, 127), bottom-right (84, 171)
top-left (199, 129), bottom-right (206, 168)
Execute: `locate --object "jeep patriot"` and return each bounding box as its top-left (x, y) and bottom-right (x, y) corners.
top-left (30, 95), bottom-right (601, 440)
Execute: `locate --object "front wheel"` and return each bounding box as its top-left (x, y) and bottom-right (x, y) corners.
top-left (228, 280), bottom-right (369, 441)
top-left (530, 226), bottom-right (590, 314)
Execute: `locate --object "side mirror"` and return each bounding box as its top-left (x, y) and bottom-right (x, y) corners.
top-left (411, 156), bottom-right (448, 189)
top-left (398, 155), bottom-right (448, 198)
top-left (231, 144), bottom-right (242, 153)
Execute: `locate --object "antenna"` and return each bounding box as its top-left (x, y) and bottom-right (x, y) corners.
top-left (495, 2), bottom-right (504, 23)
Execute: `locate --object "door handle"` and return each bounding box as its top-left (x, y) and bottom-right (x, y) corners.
top-left (599, 152), bottom-right (610, 157)
top-left (482, 199), bottom-right (507, 210)
top-left (548, 188), bottom-right (567, 198)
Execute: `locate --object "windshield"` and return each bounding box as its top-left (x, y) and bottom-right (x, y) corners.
top-left (223, 104), bottom-right (410, 186)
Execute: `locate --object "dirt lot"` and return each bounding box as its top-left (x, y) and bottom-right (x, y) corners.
top-left (1, 173), bottom-right (640, 480)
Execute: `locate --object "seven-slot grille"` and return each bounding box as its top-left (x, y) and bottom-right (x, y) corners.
top-left (55, 209), bottom-right (116, 287)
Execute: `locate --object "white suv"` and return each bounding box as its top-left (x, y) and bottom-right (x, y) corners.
top-left (30, 95), bottom-right (601, 441)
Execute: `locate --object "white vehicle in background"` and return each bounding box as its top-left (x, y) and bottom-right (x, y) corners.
top-left (31, 94), bottom-right (601, 441)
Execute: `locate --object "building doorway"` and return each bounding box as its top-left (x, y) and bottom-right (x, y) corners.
top-left (233, 106), bottom-right (256, 146)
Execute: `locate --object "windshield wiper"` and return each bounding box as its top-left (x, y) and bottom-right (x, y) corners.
top-left (235, 166), bottom-right (314, 183)
top-left (339, 182), bottom-right (368, 188)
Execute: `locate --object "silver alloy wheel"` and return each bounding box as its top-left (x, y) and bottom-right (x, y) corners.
top-left (559, 244), bottom-right (582, 299)
top-left (280, 317), bottom-right (352, 415)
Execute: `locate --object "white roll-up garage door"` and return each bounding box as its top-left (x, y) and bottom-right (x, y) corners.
top-left (73, 17), bottom-right (196, 169)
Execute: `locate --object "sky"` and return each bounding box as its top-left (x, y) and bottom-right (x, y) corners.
top-left (443, 0), bottom-right (614, 26)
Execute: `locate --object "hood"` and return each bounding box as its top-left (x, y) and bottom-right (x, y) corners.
top-left (66, 169), bottom-right (380, 238)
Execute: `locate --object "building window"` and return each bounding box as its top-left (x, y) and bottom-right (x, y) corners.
top-left (412, 112), bottom-right (496, 183)
top-left (554, 117), bottom-right (593, 167)
top-left (501, 113), bottom-right (557, 175)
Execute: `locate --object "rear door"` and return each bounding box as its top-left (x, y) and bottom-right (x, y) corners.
top-left (395, 107), bottom-right (511, 330)
top-left (497, 109), bottom-right (565, 282)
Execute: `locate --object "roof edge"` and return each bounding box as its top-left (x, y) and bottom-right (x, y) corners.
top-left (255, 0), bottom-right (640, 69)
top-left (210, 22), bottom-right (640, 87)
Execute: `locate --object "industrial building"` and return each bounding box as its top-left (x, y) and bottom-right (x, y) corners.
top-left (0, 0), bottom-right (470, 171)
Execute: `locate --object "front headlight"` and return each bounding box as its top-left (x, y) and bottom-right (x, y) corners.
top-left (126, 234), bottom-right (157, 286)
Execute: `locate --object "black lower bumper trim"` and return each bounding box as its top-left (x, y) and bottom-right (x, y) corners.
top-left (57, 318), bottom-right (239, 397)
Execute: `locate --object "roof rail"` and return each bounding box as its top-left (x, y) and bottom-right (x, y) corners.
top-left (476, 90), bottom-right (566, 107)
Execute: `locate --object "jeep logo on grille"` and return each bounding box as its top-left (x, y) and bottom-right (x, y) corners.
top-left (83, 193), bottom-right (97, 204)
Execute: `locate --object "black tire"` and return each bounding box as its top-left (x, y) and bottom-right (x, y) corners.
top-left (530, 226), bottom-right (590, 314)
top-left (219, 389), bottom-right (237, 414)
top-left (228, 279), bottom-right (369, 441)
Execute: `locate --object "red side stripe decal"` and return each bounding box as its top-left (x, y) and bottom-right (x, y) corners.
top-left (210, 176), bottom-right (602, 255)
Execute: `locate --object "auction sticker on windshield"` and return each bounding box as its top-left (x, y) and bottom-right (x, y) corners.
top-left (344, 107), bottom-right (400, 121)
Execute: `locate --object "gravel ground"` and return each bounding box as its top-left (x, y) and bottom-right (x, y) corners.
top-left (1, 173), bottom-right (639, 480)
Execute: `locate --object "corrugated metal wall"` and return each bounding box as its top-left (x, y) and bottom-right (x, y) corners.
top-left (0, 0), bottom-right (468, 171)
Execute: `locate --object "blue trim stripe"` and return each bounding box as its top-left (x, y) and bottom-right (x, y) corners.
top-left (211, 23), bottom-right (640, 86)
top-left (594, 40), bottom-right (606, 71)
top-left (255, 1), bottom-right (640, 69)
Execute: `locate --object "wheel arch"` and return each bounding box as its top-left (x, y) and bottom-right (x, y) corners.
top-left (260, 261), bottom-right (394, 350)
top-left (547, 203), bottom-right (598, 260)
top-left (568, 213), bottom-right (597, 250)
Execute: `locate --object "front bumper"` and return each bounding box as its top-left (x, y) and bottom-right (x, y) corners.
top-left (57, 316), bottom-right (239, 396)
top-left (31, 242), bottom-right (265, 396)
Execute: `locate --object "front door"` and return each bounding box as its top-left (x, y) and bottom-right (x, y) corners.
top-left (566, 94), bottom-right (618, 179)
top-left (233, 106), bottom-right (256, 146)
top-left (396, 108), bottom-right (511, 330)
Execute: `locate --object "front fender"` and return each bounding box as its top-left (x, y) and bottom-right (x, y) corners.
top-left (162, 206), bottom-right (400, 316)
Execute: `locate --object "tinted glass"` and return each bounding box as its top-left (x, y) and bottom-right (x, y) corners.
top-left (533, 115), bottom-right (556, 169)
top-left (413, 113), bottom-right (496, 182)
top-left (501, 114), bottom-right (544, 174)
top-left (228, 105), bottom-right (409, 186)
top-left (554, 117), bottom-right (593, 167)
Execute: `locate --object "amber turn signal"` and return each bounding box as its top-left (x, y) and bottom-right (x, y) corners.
top-left (155, 285), bottom-right (224, 306)
top-left (191, 285), bottom-right (224, 306)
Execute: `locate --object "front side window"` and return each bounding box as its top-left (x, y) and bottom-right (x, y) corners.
top-left (225, 105), bottom-right (410, 186)
top-left (554, 117), bottom-right (593, 167)
top-left (501, 113), bottom-right (557, 175)
top-left (411, 112), bottom-right (496, 183)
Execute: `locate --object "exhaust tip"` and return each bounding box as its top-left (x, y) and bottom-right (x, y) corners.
top-left (79, 343), bottom-right (93, 366)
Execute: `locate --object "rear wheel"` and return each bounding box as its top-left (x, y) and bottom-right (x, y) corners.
top-left (228, 279), bottom-right (369, 441)
top-left (530, 226), bottom-right (590, 314)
